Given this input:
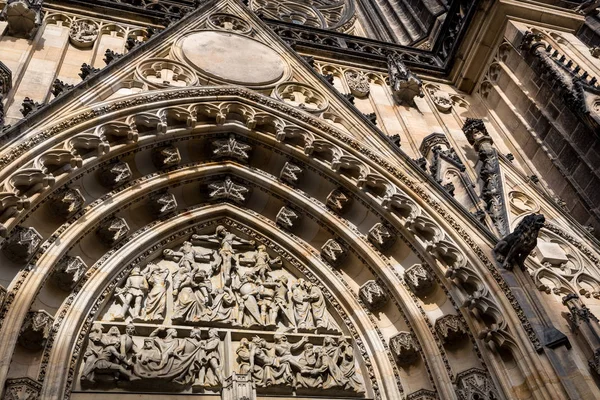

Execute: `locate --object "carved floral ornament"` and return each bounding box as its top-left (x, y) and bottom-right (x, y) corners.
top-left (76, 225), bottom-right (366, 396)
top-left (136, 59), bottom-right (198, 89)
top-left (0, 88), bottom-right (543, 388)
top-left (274, 82), bottom-right (329, 114)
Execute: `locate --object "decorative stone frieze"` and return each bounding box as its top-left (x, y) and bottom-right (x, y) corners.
top-left (344, 70), bottom-right (370, 98)
top-left (276, 206), bottom-right (299, 229)
top-left (368, 223), bottom-right (395, 250)
top-left (326, 188), bottom-right (351, 214)
top-left (359, 280), bottom-right (388, 311)
top-left (151, 145), bottom-right (181, 169)
top-left (18, 310), bottom-right (53, 351)
top-left (321, 239), bottom-right (347, 266)
top-left (222, 373), bottom-right (256, 400)
top-left (96, 217), bottom-right (130, 246)
top-left (4, 377), bottom-right (42, 400)
top-left (493, 213), bottom-right (545, 270)
top-left (51, 256), bottom-right (87, 291)
top-left (207, 177), bottom-right (249, 204)
top-left (48, 188), bottom-right (85, 218)
top-left (99, 161), bottom-right (132, 187)
top-left (404, 264), bottom-right (435, 296)
top-left (387, 52), bottom-right (423, 106)
top-left (212, 135), bottom-right (252, 162)
top-left (149, 191), bottom-right (177, 216)
top-left (2, 226), bottom-right (42, 263)
top-left (454, 368), bottom-right (500, 400)
top-left (389, 332), bottom-right (420, 366)
top-left (69, 20), bottom-right (98, 48)
top-left (20, 97), bottom-right (41, 117)
top-left (434, 315), bottom-right (467, 345)
top-left (0, 0), bottom-right (43, 38)
top-left (279, 161), bottom-right (303, 184)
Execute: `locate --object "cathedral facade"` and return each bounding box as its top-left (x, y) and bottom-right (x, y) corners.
top-left (1, 0), bottom-right (600, 399)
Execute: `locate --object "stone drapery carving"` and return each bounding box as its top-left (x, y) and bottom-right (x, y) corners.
top-left (493, 213), bottom-right (545, 270)
top-left (149, 191), bottom-right (177, 216)
top-left (4, 377), bottom-right (42, 400)
top-left (279, 162), bottom-right (303, 184)
top-left (2, 226), bottom-right (42, 263)
top-left (359, 280), bottom-right (387, 311)
top-left (368, 223), bottom-right (395, 251)
top-left (0, 0), bottom-right (43, 38)
top-left (18, 310), bottom-right (53, 351)
top-left (96, 217), bottom-right (130, 246)
top-left (434, 315), bottom-right (467, 345)
top-left (387, 53), bottom-right (424, 106)
top-left (48, 188), bottom-right (85, 218)
top-left (212, 135), bottom-right (252, 162)
top-left (152, 145), bottom-right (181, 169)
top-left (51, 256), bottom-right (87, 291)
top-left (404, 264), bottom-right (435, 296)
top-left (99, 161), bottom-right (132, 187)
top-left (454, 368), bottom-right (500, 400)
top-left (326, 188), bottom-right (351, 214)
top-left (344, 70), bottom-right (370, 98)
top-left (69, 20), bottom-right (98, 48)
top-left (276, 206), bottom-right (299, 229)
top-left (207, 177), bottom-right (249, 204)
top-left (389, 332), bottom-right (420, 366)
top-left (321, 239), bottom-right (347, 267)
top-left (462, 118), bottom-right (509, 236)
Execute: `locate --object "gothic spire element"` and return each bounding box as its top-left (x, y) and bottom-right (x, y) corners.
top-left (562, 294), bottom-right (600, 376)
top-left (493, 213), bottom-right (545, 270)
top-left (0, 0), bottom-right (43, 38)
top-left (461, 118), bottom-right (509, 236)
top-left (387, 52), bottom-right (424, 106)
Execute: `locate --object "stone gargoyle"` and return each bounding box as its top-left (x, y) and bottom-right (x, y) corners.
top-left (493, 213), bottom-right (545, 270)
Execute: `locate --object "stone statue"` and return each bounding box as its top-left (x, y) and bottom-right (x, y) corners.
top-left (172, 263), bottom-right (209, 323)
top-left (114, 266), bottom-right (149, 321)
top-left (387, 52), bottom-right (424, 106)
top-left (296, 343), bottom-right (325, 388)
top-left (321, 336), bottom-right (345, 389)
top-left (339, 339), bottom-right (364, 392)
top-left (142, 263), bottom-right (169, 321)
top-left (272, 275), bottom-right (295, 329)
top-left (193, 328), bottom-right (222, 388)
top-left (305, 281), bottom-right (339, 332)
top-left (493, 213), bottom-right (545, 270)
top-left (120, 323), bottom-right (138, 362)
top-left (292, 279), bottom-right (314, 330)
top-left (210, 286), bottom-right (237, 323)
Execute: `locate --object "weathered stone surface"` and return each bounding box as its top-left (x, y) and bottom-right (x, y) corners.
top-left (18, 310), bottom-right (53, 351)
top-left (4, 377), bottom-right (42, 400)
top-left (2, 226), bottom-right (42, 263)
top-left (535, 240), bottom-right (568, 265)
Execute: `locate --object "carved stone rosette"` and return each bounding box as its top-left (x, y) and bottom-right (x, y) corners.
top-left (321, 239), bottom-right (347, 266)
top-left (359, 280), bottom-right (388, 311)
top-left (434, 315), bottom-right (467, 345)
top-left (99, 161), bottom-right (132, 187)
top-left (0, 0), bottom-right (43, 38)
top-left (212, 135), bottom-right (252, 162)
top-left (389, 332), bottom-right (420, 366)
top-left (207, 177), bottom-right (249, 204)
top-left (4, 377), bottom-right (42, 400)
top-left (149, 191), bottom-right (178, 216)
top-left (51, 256), bottom-right (87, 291)
top-left (18, 310), bottom-right (53, 351)
top-left (2, 226), bottom-right (42, 263)
top-left (404, 264), bottom-right (435, 296)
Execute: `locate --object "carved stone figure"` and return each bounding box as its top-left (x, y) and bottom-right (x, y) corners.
top-left (212, 135), bottom-right (252, 161)
top-left (344, 70), bottom-right (370, 98)
top-left (96, 217), bottom-right (130, 246)
top-left (321, 239), bottom-right (347, 266)
top-left (292, 279), bottom-right (314, 330)
top-left (114, 266), bottom-right (149, 321)
top-left (339, 339), bottom-right (364, 392)
top-left (193, 328), bottom-right (222, 388)
top-left (142, 263), bottom-right (170, 321)
top-left (276, 206), bottom-right (299, 229)
top-left (51, 255), bottom-right (87, 291)
top-left (20, 97), bottom-right (41, 117)
top-left (2, 226), bottom-right (42, 263)
top-left (359, 280), bottom-right (388, 311)
top-left (280, 161), bottom-right (303, 184)
top-left (305, 280), bottom-right (339, 332)
top-left (387, 52), bottom-right (424, 106)
top-left (172, 263), bottom-right (209, 323)
top-left (79, 63), bottom-right (101, 80)
top-left (69, 20), bottom-right (98, 48)
top-left (404, 264), bottom-right (435, 296)
top-left (51, 79), bottom-right (74, 97)
top-left (18, 310), bottom-right (53, 350)
top-left (389, 332), bottom-right (420, 366)
top-left (208, 177), bottom-right (249, 204)
top-left (152, 146), bottom-right (181, 168)
top-left (493, 213), bottom-right (545, 270)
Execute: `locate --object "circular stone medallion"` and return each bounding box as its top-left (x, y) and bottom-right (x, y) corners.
top-left (180, 31), bottom-right (286, 86)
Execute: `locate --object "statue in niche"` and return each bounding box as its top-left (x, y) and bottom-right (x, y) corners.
top-left (80, 325), bottom-right (140, 384)
top-left (142, 263), bottom-right (170, 321)
top-left (114, 266), bottom-right (149, 321)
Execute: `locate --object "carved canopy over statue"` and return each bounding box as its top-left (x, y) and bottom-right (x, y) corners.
top-left (78, 225), bottom-right (364, 396)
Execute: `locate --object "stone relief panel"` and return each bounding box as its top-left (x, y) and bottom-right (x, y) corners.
top-left (69, 19), bottom-right (99, 48)
top-left (78, 226), bottom-right (365, 396)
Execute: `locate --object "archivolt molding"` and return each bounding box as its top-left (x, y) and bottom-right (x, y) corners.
top-left (0, 88), bottom-right (554, 398)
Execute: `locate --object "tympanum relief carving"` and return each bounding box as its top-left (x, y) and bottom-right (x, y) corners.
top-left (79, 226), bottom-right (363, 395)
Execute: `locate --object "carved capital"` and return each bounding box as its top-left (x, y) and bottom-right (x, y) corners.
top-left (151, 145), bottom-right (181, 169)
top-left (18, 310), bottom-right (53, 351)
top-left (434, 315), bottom-right (467, 345)
top-left (326, 188), bottom-right (351, 214)
top-left (279, 161), bottom-right (303, 184)
top-left (389, 332), bottom-right (420, 366)
top-left (51, 256), bottom-right (87, 291)
top-left (276, 206), bottom-right (299, 229)
top-left (368, 223), bottom-right (395, 250)
top-left (99, 161), bottom-right (132, 187)
top-left (321, 239), bottom-right (347, 266)
top-left (404, 264), bottom-right (435, 296)
top-left (4, 377), bottom-right (42, 400)
top-left (2, 226), bottom-right (42, 263)
top-left (96, 217), bottom-right (129, 246)
top-left (149, 191), bottom-right (177, 216)
top-left (48, 188), bottom-right (85, 218)
top-left (359, 280), bottom-right (388, 311)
